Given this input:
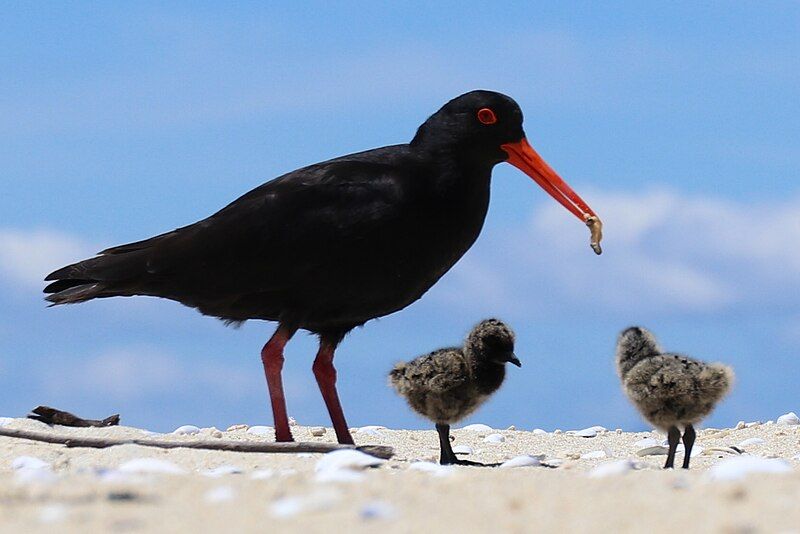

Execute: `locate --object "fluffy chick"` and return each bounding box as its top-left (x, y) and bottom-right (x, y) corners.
top-left (389, 319), bottom-right (520, 465)
top-left (616, 326), bottom-right (734, 469)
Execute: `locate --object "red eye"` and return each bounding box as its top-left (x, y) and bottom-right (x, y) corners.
top-left (477, 108), bottom-right (497, 125)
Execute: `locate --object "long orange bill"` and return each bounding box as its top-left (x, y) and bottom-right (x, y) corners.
top-left (501, 137), bottom-right (603, 254)
top-left (501, 137), bottom-right (596, 220)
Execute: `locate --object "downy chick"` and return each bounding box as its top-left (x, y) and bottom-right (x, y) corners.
top-left (616, 326), bottom-right (734, 469)
top-left (389, 319), bottom-right (520, 465)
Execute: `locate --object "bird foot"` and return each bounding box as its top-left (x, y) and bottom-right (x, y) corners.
top-left (275, 431), bottom-right (295, 442)
top-left (441, 458), bottom-right (500, 467)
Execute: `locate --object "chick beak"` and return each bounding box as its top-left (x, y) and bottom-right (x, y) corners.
top-left (506, 353), bottom-right (522, 368)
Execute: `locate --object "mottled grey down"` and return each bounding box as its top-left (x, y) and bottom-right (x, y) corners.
top-left (389, 319), bottom-right (517, 424)
top-left (616, 326), bottom-right (734, 431)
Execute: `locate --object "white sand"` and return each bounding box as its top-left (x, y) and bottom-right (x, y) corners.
top-left (1, 417), bottom-right (799, 533)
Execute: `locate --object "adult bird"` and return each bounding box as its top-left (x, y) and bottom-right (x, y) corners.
top-left (44, 90), bottom-right (601, 445)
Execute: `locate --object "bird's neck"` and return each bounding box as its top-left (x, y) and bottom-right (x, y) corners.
top-left (469, 353), bottom-right (506, 395)
top-left (411, 144), bottom-right (494, 201)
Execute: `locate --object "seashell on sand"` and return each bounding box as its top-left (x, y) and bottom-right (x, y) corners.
top-left (460, 424), bottom-right (493, 433)
top-left (452, 444), bottom-right (473, 455)
top-left (776, 412), bottom-right (799, 426)
top-left (172, 425), bottom-right (200, 435)
top-left (499, 455), bottom-right (542, 468)
top-left (315, 450), bottom-right (385, 474)
top-left (246, 426), bottom-right (274, 437)
top-left (589, 459), bottom-right (637, 478)
top-left (708, 456), bottom-right (791, 481)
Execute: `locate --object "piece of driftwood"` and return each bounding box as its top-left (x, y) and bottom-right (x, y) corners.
top-left (28, 405), bottom-right (120, 427)
top-left (0, 427), bottom-right (394, 459)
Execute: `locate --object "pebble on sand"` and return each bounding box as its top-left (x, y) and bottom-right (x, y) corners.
top-left (708, 456), bottom-right (792, 481)
top-left (568, 428), bottom-right (599, 438)
top-left (483, 433), bottom-right (505, 443)
top-left (172, 425), bottom-right (201, 435)
top-left (776, 412), bottom-right (799, 426)
top-left (16, 468), bottom-right (58, 485)
top-left (637, 446), bottom-right (670, 457)
top-left (355, 426), bottom-right (385, 437)
top-left (11, 456), bottom-right (56, 485)
top-left (634, 438), bottom-right (660, 448)
top-left (452, 444), bottom-right (473, 455)
top-left (316, 450), bottom-right (385, 473)
top-left (202, 427), bottom-right (224, 438)
top-left (311, 427), bottom-right (326, 437)
top-left (499, 455), bottom-right (541, 468)
top-left (588, 459), bottom-right (637, 478)
top-left (118, 458), bottom-right (187, 475)
top-left (12, 456), bottom-right (50, 471)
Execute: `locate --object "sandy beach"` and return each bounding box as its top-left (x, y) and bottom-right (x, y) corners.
top-left (1, 416), bottom-right (799, 533)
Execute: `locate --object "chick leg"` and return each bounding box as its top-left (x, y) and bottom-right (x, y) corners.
top-left (664, 425), bottom-right (681, 469)
top-left (681, 424), bottom-right (696, 469)
top-left (436, 423), bottom-right (499, 467)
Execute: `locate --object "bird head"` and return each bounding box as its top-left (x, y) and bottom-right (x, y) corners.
top-left (615, 326), bottom-right (663, 377)
top-left (466, 318), bottom-right (520, 367)
top-left (412, 90), bottom-right (602, 254)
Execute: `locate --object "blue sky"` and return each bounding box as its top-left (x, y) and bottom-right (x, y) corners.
top-left (1, 3), bottom-right (799, 433)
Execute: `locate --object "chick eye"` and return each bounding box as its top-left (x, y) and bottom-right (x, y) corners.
top-left (477, 108), bottom-right (497, 125)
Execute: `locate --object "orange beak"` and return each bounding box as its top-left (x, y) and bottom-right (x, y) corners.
top-left (501, 138), bottom-right (597, 221)
top-left (502, 138), bottom-right (602, 254)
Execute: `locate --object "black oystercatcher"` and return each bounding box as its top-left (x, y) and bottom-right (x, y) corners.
top-left (45, 90), bottom-right (600, 445)
top-left (389, 319), bottom-right (520, 465)
top-left (616, 327), bottom-right (734, 469)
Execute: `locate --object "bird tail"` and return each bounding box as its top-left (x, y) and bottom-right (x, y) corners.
top-left (43, 249), bottom-right (150, 305)
top-left (702, 363), bottom-right (735, 400)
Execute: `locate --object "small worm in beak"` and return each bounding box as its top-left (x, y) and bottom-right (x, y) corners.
top-left (585, 215), bottom-right (603, 255)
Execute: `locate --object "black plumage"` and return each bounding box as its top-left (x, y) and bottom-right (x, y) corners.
top-left (389, 319), bottom-right (520, 465)
top-left (44, 90), bottom-right (598, 445)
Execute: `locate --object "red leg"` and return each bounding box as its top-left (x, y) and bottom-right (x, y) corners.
top-left (260, 325), bottom-right (296, 442)
top-left (312, 337), bottom-right (354, 445)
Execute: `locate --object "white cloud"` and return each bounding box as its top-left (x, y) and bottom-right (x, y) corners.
top-left (438, 189), bottom-right (800, 317)
top-left (0, 229), bottom-right (93, 288)
top-left (38, 345), bottom-right (258, 402)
